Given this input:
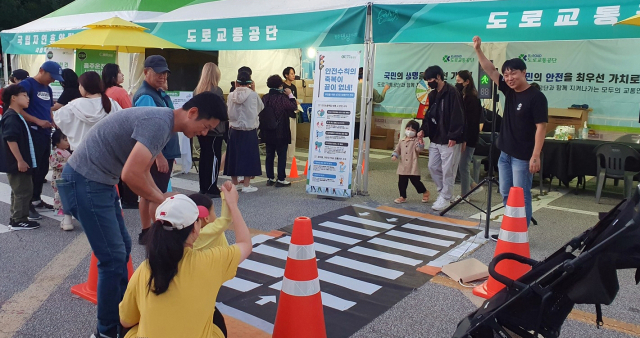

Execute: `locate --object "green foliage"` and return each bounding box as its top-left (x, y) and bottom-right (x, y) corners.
top-left (0, 0), bottom-right (74, 34)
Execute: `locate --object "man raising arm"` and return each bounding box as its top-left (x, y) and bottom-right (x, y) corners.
top-left (473, 36), bottom-right (548, 233)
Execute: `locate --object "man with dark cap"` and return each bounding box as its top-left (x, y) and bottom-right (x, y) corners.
top-left (132, 55), bottom-right (182, 245)
top-left (56, 92), bottom-right (228, 338)
top-left (17, 61), bottom-right (64, 220)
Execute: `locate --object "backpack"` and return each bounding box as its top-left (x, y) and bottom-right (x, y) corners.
top-left (259, 95), bottom-right (279, 131)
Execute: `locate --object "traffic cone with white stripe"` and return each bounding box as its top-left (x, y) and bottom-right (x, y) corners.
top-left (473, 186), bottom-right (531, 299)
top-left (273, 217), bottom-right (327, 338)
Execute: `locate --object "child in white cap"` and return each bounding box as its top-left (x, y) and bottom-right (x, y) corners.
top-left (119, 184), bottom-right (252, 338)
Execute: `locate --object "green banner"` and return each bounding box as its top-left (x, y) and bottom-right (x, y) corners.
top-left (75, 50), bottom-right (117, 76)
top-left (506, 40), bottom-right (640, 128)
top-left (1, 30), bottom-right (81, 55)
top-left (373, 0), bottom-right (640, 43)
top-left (372, 43), bottom-right (478, 117)
top-left (150, 7), bottom-right (366, 51)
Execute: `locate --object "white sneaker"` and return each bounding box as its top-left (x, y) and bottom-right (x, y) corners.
top-left (275, 180), bottom-right (291, 187)
top-left (242, 185), bottom-right (258, 193)
top-left (60, 216), bottom-right (74, 231)
top-left (431, 196), bottom-right (450, 211)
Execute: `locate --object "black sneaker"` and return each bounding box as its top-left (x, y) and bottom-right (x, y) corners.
top-left (33, 200), bottom-right (54, 210)
top-left (28, 205), bottom-right (42, 221)
top-left (490, 234), bottom-right (499, 242)
top-left (138, 228), bottom-right (150, 245)
top-left (266, 179), bottom-right (276, 186)
top-left (10, 220), bottom-right (40, 230)
top-left (90, 327), bottom-right (119, 338)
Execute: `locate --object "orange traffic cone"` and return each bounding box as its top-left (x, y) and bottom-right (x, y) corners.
top-left (473, 187), bottom-right (531, 299)
top-left (303, 160), bottom-right (309, 176)
top-left (289, 156), bottom-right (300, 178)
top-left (71, 253), bottom-right (134, 304)
top-left (273, 217), bottom-right (327, 338)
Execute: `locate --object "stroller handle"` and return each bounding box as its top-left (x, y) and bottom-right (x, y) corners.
top-left (489, 253), bottom-right (538, 290)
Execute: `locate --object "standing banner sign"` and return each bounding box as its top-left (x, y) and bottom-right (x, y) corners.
top-left (75, 50), bottom-right (116, 76)
top-left (306, 51), bottom-right (360, 198)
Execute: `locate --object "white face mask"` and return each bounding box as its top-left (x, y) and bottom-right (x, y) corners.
top-left (405, 130), bottom-right (416, 138)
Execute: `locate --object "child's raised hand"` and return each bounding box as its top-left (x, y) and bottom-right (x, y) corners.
top-left (221, 181), bottom-right (239, 206)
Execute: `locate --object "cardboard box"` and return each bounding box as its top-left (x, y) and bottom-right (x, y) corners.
top-left (304, 80), bottom-right (315, 97)
top-left (370, 128), bottom-right (396, 150)
top-left (296, 122), bottom-right (311, 149)
top-left (547, 108), bottom-right (590, 134)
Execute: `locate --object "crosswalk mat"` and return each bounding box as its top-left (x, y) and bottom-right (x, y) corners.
top-left (217, 205), bottom-right (481, 337)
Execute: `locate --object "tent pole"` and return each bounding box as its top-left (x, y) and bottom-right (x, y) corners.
top-left (355, 4), bottom-right (372, 195)
top-left (3, 53), bottom-right (9, 86)
top-left (359, 3), bottom-right (374, 195)
top-left (362, 40), bottom-right (375, 194)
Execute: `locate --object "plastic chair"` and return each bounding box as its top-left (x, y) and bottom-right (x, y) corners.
top-left (594, 143), bottom-right (640, 203)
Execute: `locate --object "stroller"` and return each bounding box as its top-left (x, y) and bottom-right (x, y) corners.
top-left (453, 186), bottom-right (640, 338)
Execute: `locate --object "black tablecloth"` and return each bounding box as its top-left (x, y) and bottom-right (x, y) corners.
top-left (542, 139), bottom-right (640, 186)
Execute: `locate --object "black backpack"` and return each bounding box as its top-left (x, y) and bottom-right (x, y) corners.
top-left (259, 95), bottom-right (279, 131)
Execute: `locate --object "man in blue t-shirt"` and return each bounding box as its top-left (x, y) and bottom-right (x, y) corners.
top-left (18, 61), bottom-right (64, 220)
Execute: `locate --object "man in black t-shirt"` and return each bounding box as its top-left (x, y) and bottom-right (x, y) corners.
top-left (474, 36), bottom-right (548, 232)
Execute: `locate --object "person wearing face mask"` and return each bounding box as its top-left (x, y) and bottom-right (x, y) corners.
top-left (417, 65), bottom-right (465, 211)
top-left (392, 120), bottom-right (430, 204)
top-left (474, 36), bottom-right (548, 235)
top-left (453, 70), bottom-right (484, 202)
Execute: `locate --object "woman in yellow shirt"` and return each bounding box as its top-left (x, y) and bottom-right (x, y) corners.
top-left (119, 183), bottom-right (252, 338)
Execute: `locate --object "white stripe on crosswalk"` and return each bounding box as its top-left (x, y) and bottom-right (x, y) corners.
top-left (313, 230), bottom-right (360, 245)
top-left (251, 234), bottom-right (276, 246)
top-left (269, 281), bottom-right (356, 311)
top-left (239, 260), bottom-right (284, 278)
top-left (317, 269), bottom-right (382, 295)
top-left (318, 221), bottom-right (380, 237)
top-left (402, 223), bottom-right (467, 239)
top-left (223, 277), bottom-right (261, 292)
top-left (277, 236), bottom-right (340, 254)
top-left (368, 238), bottom-right (439, 257)
top-left (252, 244), bottom-right (288, 260)
top-left (348, 246), bottom-right (423, 266)
top-left (386, 230), bottom-right (455, 247)
top-left (248, 243), bottom-right (383, 295)
top-left (338, 215), bottom-right (395, 230)
top-left (326, 256), bottom-right (404, 280)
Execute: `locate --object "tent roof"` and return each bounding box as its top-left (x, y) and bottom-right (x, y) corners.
top-left (138, 0), bottom-right (370, 23)
top-left (139, 0), bottom-right (369, 51)
top-left (2, 0), bottom-right (193, 34)
top-left (372, 0), bottom-right (640, 43)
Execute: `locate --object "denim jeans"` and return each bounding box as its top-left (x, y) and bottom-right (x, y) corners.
top-left (57, 164), bottom-right (131, 335)
top-left (498, 151), bottom-right (533, 227)
top-left (458, 146), bottom-right (476, 196)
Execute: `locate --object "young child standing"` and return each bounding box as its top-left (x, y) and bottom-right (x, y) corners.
top-left (50, 129), bottom-right (73, 231)
top-left (0, 85), bottom-right (39, 230)
top-left (392, 120), bottom-right (430, 204)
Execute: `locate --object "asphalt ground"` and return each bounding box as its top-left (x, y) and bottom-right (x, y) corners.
top-left (0, 147), bottom-right (638, 338)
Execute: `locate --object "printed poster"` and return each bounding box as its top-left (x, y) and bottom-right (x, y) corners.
top-left (165, 91), bottom-right (194, 109)
top-left (306, 51), bottom-right (360, 198)
top-left (75, 50), bottom-right (116, 76)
